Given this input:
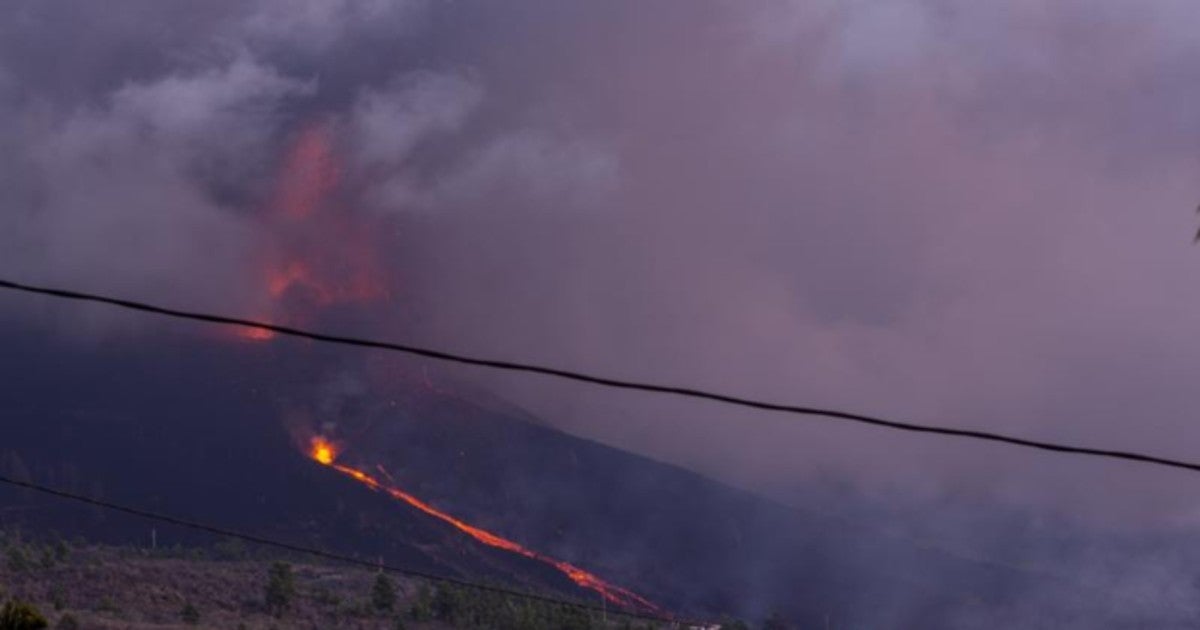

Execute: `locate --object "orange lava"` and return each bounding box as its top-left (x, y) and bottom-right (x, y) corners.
top-left (235, 325), bottom-right (277, 342)
top-left (307, 438), bottom-right (660, 614)
top-left (311, 438), bottom-right (336, 465)
top-left (226, 119), bottom-right (389, 346)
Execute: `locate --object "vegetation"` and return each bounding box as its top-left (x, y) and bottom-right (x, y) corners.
top-left (50, 542), bottom-right (68, 565)
top-left (409, 584), bottom-right (433, 622)
top-left (94, 597), bottom-right (119, 615)
top-left (212, 537), bottom-right (248, 561)
top-left (404, 581), bottom-right (661, 630)
top-left (371, 572), bottom-right (396, 613)
top-left (0, 599), bottom-right (48, 630)
top-left (180, 601), bottom-right (200, 625)
top-left (719, 617), bottom-right (751, 630)
top-left (46, 587), bottom-right (63, 614)
top-left (264, 561), bottom-right (295, 617)
top-left (0, 541), bottom-right (689, 629)
top-left (6, 546), bottom-right (29, 573)
top-left (0, 535), bottom-right (73, 583)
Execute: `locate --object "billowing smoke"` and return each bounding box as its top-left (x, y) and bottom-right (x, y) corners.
top-left (4, 0), bottom-right (1200, 533)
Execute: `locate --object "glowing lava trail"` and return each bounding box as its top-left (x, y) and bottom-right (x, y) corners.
top-left (307, 438), bottom-right (661, 614)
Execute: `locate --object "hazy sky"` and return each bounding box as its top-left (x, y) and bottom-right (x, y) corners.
top-left (3, 0), bottom-right (1200, 524)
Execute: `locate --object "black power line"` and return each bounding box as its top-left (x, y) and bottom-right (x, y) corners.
top-left (0, 472), bottom-right (675, 623)
top-left (1, 275), bottom-right (1199, 475)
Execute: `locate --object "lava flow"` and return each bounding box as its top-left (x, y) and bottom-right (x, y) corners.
top-left (307, 437), bottom-right (661, 614)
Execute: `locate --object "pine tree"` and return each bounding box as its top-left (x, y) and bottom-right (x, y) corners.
top-left (371, 573), bottom-right (396, 613)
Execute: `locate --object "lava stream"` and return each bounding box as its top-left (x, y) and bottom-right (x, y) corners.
top-left (308, 438), bottom-right (660, 614)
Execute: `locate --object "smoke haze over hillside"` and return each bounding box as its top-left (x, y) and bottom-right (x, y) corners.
top-left (3, 0), bottom-right (1200, 529)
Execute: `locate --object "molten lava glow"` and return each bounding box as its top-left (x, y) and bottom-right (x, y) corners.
top-left (235, 326), bottom-right (277, 342)
top-left (311, 437), bottom-right (337, 465)
top-left (307, 440), bottom-right (660, 614)
top-left (266, 260), bottom-right (335, 305)
top-left (227, 119), bottom-right (390, 346)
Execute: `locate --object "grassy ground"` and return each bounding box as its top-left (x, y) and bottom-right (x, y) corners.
top-left (0, 539), bottom-right (671, 629)
top-left (0, 543), bottom-right (424, 629)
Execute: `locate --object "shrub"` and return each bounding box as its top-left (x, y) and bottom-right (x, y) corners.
top-left (213, 538), bottom-right (247, 561)
top-left (36, 547), bottom-right (54, 570)
top-left (0, 599), bottom-right (48, 630)
top-left (312, 586), bottom-right (341, 607)
top-left (409, 585), bottom-right (433, 622)
top-left (718, 617), bottom-right (750, 630)
top-left (180, 602), bottom-right (200, 625)
top-left (264, 562), bottom-right (295, 617)
top-left (5, 545), bottom-right (29, 573)
top-left (50, 541), bottom-right (68, 564)
top-left (431, 584), bottom-right (467, 622)
top-left (371, 573), bottom-right (396, 613)
top-left (338, 600), bottom-right (371, 618)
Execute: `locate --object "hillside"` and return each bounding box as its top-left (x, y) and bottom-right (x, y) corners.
top-left (0, 541), bottom-right (659, 629)
top-left (0, 327), bottom-right (1048, 625)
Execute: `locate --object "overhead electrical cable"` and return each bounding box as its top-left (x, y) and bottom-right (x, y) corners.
top-left (1, 275), bottom-right (1198, 474)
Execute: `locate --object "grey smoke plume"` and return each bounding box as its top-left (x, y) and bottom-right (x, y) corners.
top-left (3, 0), bottom-right (1200, 528)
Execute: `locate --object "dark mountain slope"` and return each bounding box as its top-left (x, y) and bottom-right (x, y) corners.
top-left (0, 326), bottom-right (1051, 625)
top-left (0, 329), bottom-right (601, 600)
top-left (333, 379), bottom-right (1041, 623)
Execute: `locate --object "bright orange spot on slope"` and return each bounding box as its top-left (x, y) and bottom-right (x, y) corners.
top-left (311, 437), bottom-right (337, 466)
top-left (307, 438), bottom-right (660, 614)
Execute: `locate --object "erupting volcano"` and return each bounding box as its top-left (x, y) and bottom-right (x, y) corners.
top-left (234, 120), bottom-right (658, 613)
top-left (232, 121), bottom-right (390, 342)
top-left (307, 437), bottom-right (661, 614)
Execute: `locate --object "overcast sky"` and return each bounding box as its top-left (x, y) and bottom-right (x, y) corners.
top-left (3, 0), bottom-right (1200, 525)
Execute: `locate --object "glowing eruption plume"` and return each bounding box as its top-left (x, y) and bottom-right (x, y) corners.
top-left (230, 120), bottom-right (389, 344)
top-left (307, 437), bottom-right (661, 614)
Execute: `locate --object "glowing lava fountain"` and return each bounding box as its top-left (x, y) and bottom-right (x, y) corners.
top-left (307, 438), bottom-right (661, 614)
top-left (230, 120), bottom-right (388, 343)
